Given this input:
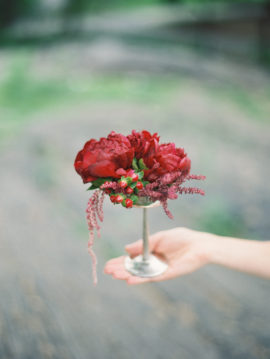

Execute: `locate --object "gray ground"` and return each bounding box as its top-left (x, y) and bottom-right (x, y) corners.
top-left (1, 94), bottom-right (270, 359)
top-left (1, 11), bottom-right (270, 359)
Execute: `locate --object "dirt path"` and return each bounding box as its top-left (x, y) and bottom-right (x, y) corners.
top-left (1, 86), bottom-right (270, 359)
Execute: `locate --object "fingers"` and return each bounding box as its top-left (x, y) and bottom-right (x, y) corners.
top-left (104, 255), bottom-right (175, 285)
top-left (124, 240), bottom-right (143, 258)
top-left (126, 267), bottom-right (175, 285)
top-left (112, 270), bottom-right (130, 280)
top-left (126, 276), bottom-right (152, 285)
top-left (125, 231), bottom-right (165, 258)
top-left (104, 256), bottom-right (125, 274)
top-left (104, 255), bottom-right (158, 284)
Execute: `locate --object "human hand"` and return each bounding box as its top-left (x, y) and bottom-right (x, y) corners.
top-left (104, 227), bottom-right (216, 285)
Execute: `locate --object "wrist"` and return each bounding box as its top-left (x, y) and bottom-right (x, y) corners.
top-left (195, 232), bottom-right (221, 265)
top-left (205, 234), bottom-right (238, 265)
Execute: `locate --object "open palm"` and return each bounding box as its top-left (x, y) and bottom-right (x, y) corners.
top-left (104, 228), bottom-right (212, 285)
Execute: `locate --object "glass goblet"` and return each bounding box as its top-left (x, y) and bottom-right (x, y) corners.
top-left (125, 198), bottom-right (168, 277)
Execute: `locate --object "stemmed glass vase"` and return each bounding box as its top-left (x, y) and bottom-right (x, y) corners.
top-left (125, 198), bottom-right (168, 277)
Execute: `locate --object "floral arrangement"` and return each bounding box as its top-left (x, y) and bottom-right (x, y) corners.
top-left (74, 130), bottom-right (205, 284)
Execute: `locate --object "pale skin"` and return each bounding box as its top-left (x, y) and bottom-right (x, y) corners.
top-left (104, 227), bottom-right (270, 285)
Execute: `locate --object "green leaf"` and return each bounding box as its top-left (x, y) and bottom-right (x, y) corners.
top-left (138, 158), bottom-right (148, 170)
top-left (138, 171), bottom-right (144, 180)
top-left (129, 182), bottom-right (137, 189)
top-left (87, 177), bottom-right (112, 190)
top-left (130, 194), bottom-right (138, 204)
top-left (132, 158), bottom-right (139, 171)
top-left (119, 176), bottom-right (128, 185)
top-left (142, 180), bottom-right (149, 186)
top-left (122, 176), bottom-right (133, 185)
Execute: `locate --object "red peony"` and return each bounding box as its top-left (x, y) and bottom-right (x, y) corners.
top-left (143, 143), bottom-right (191, 182)
top-left (74, 131), bottom-right (134, 183)
top-left (127, 130), bottom-right (160, 160)
top-left (127, 130), bottom-right (190, 182)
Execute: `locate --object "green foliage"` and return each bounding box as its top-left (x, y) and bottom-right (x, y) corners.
top-left (128, 181), bottom-right (137, 189)
top-left (138, 158), bottom-right (148, 170)
top-left (0, 0), bottom-right (268, 30)
top-left (63, 0), bottom-right (90, 14)
top-left (161, 0), bottom-right (267, 3)
top-left (0, 55), bottom-right (180, 145)
top-left (138, 171), bottom-right (144, 180)
top-left (130, 194), bottom-right (138, 203)
top-left (0, 56), bottom-right (71, 114)
top-left (1, 53), bottom-right (268, 149)
top-left (142, 180), bottom-right (150, 186)
top-left (0, 0), bottom-right (36, 28)
top-left (207, 83), bottom-right (270, 124)
top-left (87, 178), bottom-right (112, 190)
top-left (132, 158), bottom-right (139, 171)
top-left (0, 58), bottom-right (176, 116)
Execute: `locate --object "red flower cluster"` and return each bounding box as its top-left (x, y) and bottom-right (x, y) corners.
top-left (75, 130), bottom-right (205, 285)
top-left (74, 130), bottom-right (191, 184)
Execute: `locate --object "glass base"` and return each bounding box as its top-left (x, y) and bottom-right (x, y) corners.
top-left (125, 254), bottom-right (168, 278)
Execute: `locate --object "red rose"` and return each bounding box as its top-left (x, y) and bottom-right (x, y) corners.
top-left (127, 130), bottom-right (160, 160)
top-left (143, 143), bottom-right (191, 181)
top-left (74, 131), bottom-right (134, 183)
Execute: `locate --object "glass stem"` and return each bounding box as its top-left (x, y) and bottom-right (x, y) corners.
top-left (142, 208), bottom-right (150, 261)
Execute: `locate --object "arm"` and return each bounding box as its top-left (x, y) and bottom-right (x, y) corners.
top-left (104, 227), bottom-right (270, 285)
top-left (207, 235), bottom-right (270, 278)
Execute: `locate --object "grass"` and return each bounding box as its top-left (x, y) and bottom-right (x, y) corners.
top-left (1, 50), bottom-right (268, 239)
top-left (69, 0), bottom-right (270, 14)
top-left (1, 50), bottom-right (269, 148)
top-left (206, 83), bottom-right (270, 124)
top-left (198, 199), bottom-right (248, 238)
top-left (0, 53), bottom-right (180, 144)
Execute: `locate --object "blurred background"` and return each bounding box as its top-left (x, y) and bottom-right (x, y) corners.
top-left (0, 0), bottom-right (270, 358)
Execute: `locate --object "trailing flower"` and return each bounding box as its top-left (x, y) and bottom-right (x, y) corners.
top-left (74, 130), bottom-right (205, 284)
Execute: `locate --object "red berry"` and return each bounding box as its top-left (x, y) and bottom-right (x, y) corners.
top-left (115, 195), bottom-right (124, 204)
top-left (105, 189), bottom-right (111, 194)
top-left (119, 180), bottom-right (128, 188)
top-left (126, 186), bottom-right (133, 194)
top-left (110, 195), bottom-right (116, 203)
top-left (136, 181), bottom-right (143, 190)
top-left (131, 173), bottom-right (139, 182)
top-left (125, 199), bottom-right (133, 208)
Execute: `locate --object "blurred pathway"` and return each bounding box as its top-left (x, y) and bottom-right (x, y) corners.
top-left (1, 98), bottom-right (270, 359)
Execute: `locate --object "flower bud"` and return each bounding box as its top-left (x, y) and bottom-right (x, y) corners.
top-left (136, 181), bottom-right (143, 190)
top-left (110, 195), bottom-right (116, 203)
top-left (115, 194), bottom-right (124, 204)
top-left (126, 186), bottom-right (133, 194)
top-left (131, 173), bottom-right (139, 182)
top-left (125, 199), bottom-right (133, 208)
top-left (119, 180), bottom-right (128, 188)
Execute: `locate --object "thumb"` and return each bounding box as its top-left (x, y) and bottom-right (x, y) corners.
top-left (125, 231), bottom-right (165, 258)
top-left (125, 239), bottom-right (143, 258)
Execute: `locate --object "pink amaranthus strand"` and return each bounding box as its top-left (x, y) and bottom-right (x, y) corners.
top-left (160, 199), bottom-right (174, 219)
top-left (85, 190), bottom-right (105, 285)
top-left (186, 174), bottom-right (206, 181)
top-left (97, 191), bottom-right (105, 222)
top-left (100, 181), bottom-right (122, 193)
top-left (177, 187), bottom-right (205, 195)
top-left (139, 171), bottom-right (205, 219)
